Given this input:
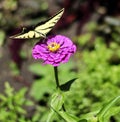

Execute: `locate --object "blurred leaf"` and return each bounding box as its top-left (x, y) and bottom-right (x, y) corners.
top-left (112, 33), bottom-right (120, 43)
top-left (9, 61), bottom-right (20, 75)
top-left (84, 22), bottom-right (97, 32)
top-left (5, 82), bottom-right (14, 97)
top-left (25, 100), bottom-right (34, 106)
top-left (0, 94), bottom-right (7, 102)
top-left (29, 63), bottom-right (52, 76)
top-left (20, 50), bottom-right (27, 59)
top-left (78, 33), bottom-right (92, 46)
top-left (0, 30), bottom-right (5, 46)
top-left (40, 1), bottom-right (48, 10)
top-left (15, 106), bottom-right (26, 114)
top-left (30, 79), bottom-right (54, 100)
top-left (59, 61), bottom-right (77, 83)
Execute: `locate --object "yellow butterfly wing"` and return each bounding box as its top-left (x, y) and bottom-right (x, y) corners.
top-left (10, 8), bottom-right (64, 39)
top-left (35, 8), bottom-right (64, 36)
top-left (10, 31), bottom-right (40, 39)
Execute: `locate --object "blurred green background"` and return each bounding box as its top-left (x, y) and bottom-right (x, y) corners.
top-left (0, 0), bottom-right (120, 122)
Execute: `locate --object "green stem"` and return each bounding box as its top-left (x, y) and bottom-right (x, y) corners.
top-left (53, 67), bottom-right (66, 112)
top-left (54, 66), bottom-right (60, 89)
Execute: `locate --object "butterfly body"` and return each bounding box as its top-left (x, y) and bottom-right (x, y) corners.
top-left (10, 8), bottom-right (64, 39)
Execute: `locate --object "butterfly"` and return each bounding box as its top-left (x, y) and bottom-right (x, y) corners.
top-left (10, 8), bottom-right (64, 39)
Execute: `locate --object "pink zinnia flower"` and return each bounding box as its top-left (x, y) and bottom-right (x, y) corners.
top-left (32, 35), bottom-right (76, 66)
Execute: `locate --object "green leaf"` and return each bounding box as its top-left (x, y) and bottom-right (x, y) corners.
top-left (30, 79), bottom-right (54, 100)
top-left (9, 61), bottom-right (20, 75)
top-left (60, 78), bottom-right (78, 91)
top-left (97, 95), bottom-right (120, 122)
top-left (5, 82), bottom-right (14, 97)
top-left (0, 94), bottom-right (7, 102)
top-left (29, 63), bottom-right (52, 76)
top-left (15, 106), bottom-right (26, 114)
top-left (47, 90), bottom-right (64, 122)
top-left (78, 33), bottom-right (91, 46)
top-left (50, 90), bottom-right (64, 110)
top-left (56, 110), bottom-right (79, 122)
top-left (79, 111), bottom-right (99, 122)
top-left (101, 106), bottom-right (120, 122)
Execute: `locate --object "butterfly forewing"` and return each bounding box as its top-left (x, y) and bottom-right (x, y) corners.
top-left (10, 8), bottom-right (64, 39)
top-left (35, 8), bottom-right (64, 31)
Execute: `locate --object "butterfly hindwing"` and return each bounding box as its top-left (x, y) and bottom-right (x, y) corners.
top-left (10, 8), bottom-right (64, 39)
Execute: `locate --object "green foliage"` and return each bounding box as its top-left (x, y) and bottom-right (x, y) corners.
top-left (97, 96), bottom-right (120, 122)
top-left (64, 37), bottom-right (120, 121)
top-left (46, 89), bottom-right (120, 122)
top-left (0, 82), bottom-right (32, 122)
top-left (76, 96), bottom-right (120, 122)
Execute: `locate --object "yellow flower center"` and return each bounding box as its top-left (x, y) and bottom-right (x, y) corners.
top-left (47, 42), bottom-right (60, 52)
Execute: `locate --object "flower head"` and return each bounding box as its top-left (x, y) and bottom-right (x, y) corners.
top-left (32, 35), bottom-right (76, 66)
